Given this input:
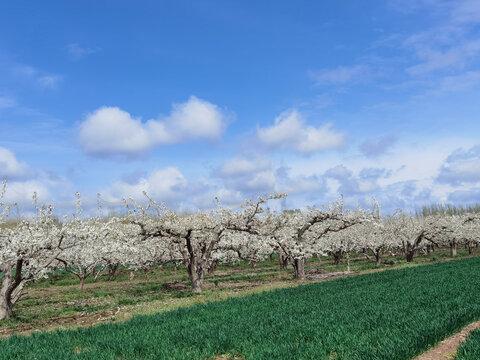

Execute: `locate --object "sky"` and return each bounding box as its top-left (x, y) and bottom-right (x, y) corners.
top-left (1, 0), bottom-right (480, 215)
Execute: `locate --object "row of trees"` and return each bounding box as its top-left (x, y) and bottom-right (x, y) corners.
top-left (1, 179), bottom-right (479, 320)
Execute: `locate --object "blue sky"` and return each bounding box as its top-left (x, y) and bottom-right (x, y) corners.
top-left (1, 0), bottom-right (480, 214)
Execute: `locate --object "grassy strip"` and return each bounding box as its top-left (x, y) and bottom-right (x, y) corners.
top-left (456, 329), bottom-right (480, 360)
top-left (1, 257), bottom-right (480, 359)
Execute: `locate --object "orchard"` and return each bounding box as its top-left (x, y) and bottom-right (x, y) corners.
top-left (1, 178), bottom-right (480, 321)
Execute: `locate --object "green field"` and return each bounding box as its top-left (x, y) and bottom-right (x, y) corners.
top-left (1, 256), bottom-right (480, 359)
top-left (456, 329), bottom-right (480, 360)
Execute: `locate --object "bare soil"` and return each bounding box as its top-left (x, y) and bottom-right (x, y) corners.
top-left (415, 320), bottom-right (480, 360)
top-left (0, 307), bottom-right (121, 338)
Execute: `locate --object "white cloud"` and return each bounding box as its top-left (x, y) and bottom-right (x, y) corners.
top-left (78, 107), bottom-right (152, 155)
top-left (273, 136), bottom-right (480, 211)
top-left (310, 65), bottom-right (370, 85)
top-left (0, 148), bottom-right (74, 211)
top-left (257, 110), bottom-right (346, 154)
top-left (214, 156), bottom-right (325, 201)
top-left (0, 147), bottom-right (32, 180)
top-left (161, 96), bottom-right (227, 141)
top-left (437, 146), bottom-right (480, 185)
top-left (1, 180), bottom-right (50, 205)
top-left (191, 187), bottom-right (245, 209)
top-left (215, 157), bottom-right (276, 195)
top-left (398, 1), bottom-right (480, 79)
top-left (217, 157), bottom-right (271, 177)
top-left (406, 39), bottom-right (480, 76)
top-left (324, 165), bottom-right (391, 195)
top-left (78, 96), bottom-right (229, 156)
top-left (102, 167), bottom-right (187, 203)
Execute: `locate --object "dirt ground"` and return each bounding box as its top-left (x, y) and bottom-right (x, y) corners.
top-left (414, 320), bottom-right (480, 360)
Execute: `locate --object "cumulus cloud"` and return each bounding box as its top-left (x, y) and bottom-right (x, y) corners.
top-left (0, 147), bottom-right (33, 180)
top-left (102, 167), bottom-right (188, 203)
top-left (1, 180), bottom-right (51, 205)
top-left (215, 156), bottom-right (275, 195)
top-left (191, 187), bottom-right (246, 209)
top-left (214, 156), bottom-right (324, 200)
top-left (78, 107), bottom-right (152, 155)
top-left (360, 134), bottom-right (398, 157)
top-left (78, 96), bottom-right (229, 156)
top-left (256, 110), bottom-right (346, 154)
top-left (217, 157), bottom-right (272, 177)
top-left (324, 165), bottom-right (391, 195)
top-left (0, 148), bottom-right (74, 212)
top-left (276, 169), bottom-right (324, 197)
top-left (310, 65), bottom-right (370, 85)
top-left (436, 145), bottom-right (480, 185)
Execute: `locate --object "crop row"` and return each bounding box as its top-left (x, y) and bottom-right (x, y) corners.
top-left (1, 256), bottom-right (480, 359)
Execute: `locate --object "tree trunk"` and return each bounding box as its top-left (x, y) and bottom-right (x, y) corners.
top-left (450, 243), bottom-right (457, 257)
top-left (79, 276), bottom-right (85, 291)
top-left (108, 263), bottom-right (119, 281)
top-left (186, 250), bottom-right (204, 293)
top-left (0, 261), bottom-right (24, 320)
top-left (375, 250), bottom-right (382, 266)
top-left (49, 266), bottom-right (58, 284)
top-left (468, 242), bottom-right (476, 255)
top-left (346, 252), bottom-right (351, 272)
top-left (0, 297), bottom-right (12, 320)
top-left (293, 258), bottom-right (305, 280)
top-left (426, 244), bottom-right (434, 254)
top-left (144, 267), bottom-right (151, 281)
top-left (93, 267), bottom-right (103, 282)
top-left (0, 265), bottom-right (14, 321)
top-left (278, 252), bottom-right (288, 269)
top-left (188, 265), bottom-right (204, 293)
top-left (208, 260), bottom-right (218, 275)
top-left (332, 249), bottom-right (344, 265)
top-left (406, 250), bottom-right (415, 262)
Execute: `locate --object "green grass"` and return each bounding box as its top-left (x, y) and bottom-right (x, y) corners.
top-left (456, 329), bottom-right (480, 360)
top-left (0, 248), bottom-right (473, 335)
top-left (1, 256), bottom-right (480, 359)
